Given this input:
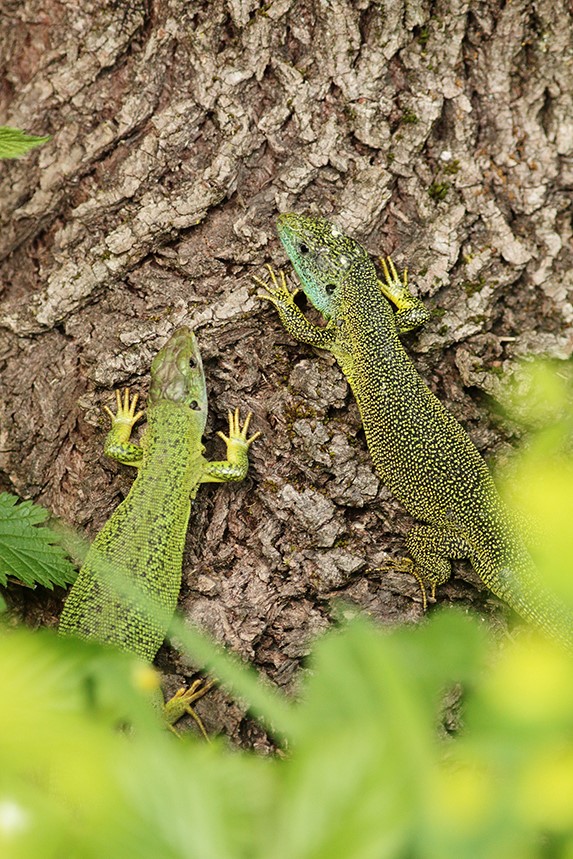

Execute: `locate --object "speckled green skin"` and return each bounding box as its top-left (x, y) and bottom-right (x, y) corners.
top-left (59, 327), bottom-right (258, 662)
top-left (259, 213), bottom-right (573, 646)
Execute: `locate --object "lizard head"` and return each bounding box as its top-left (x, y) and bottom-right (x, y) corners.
top-left (148, 327), bottom-right (208, 416)
top-left (276, 212), bottom-right (372, 319)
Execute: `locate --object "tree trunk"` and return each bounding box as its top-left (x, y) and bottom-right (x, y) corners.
top-left (1, 0), bottom-right (572, 744)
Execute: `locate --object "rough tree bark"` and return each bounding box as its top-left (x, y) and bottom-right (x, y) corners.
top-left (1, 0), bottom-right (572, 745)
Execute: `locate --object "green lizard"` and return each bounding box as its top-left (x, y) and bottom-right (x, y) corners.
top-left (59, 327), bottom-right (260, 724)
top-left (256, 212), bottom-right (573, 647)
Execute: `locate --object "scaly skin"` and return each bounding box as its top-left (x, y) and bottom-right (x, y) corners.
top-left (257, 213), bottom-right (573, 647)
top-left (60, 327), bottom-right (260, 721)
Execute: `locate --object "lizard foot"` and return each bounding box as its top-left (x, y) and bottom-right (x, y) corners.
top-left (202, 408), bottom-right (261, 483)
top-left (377, 257), bottom-right (431, 333)
top-left (254, 265), bottom-right (299, 311)
top-left (371, 556), bottom-right (431, 612)
top-left (378, 257), bottom-right (410, 302)
top-left (217, 407), bottom-right (261, 449)
top-left (103, 388), bottom-right (145, 466)
top-left (163, 678), bottom-right (216, 738)
top-left (103, 388), bottom-right (144, 431)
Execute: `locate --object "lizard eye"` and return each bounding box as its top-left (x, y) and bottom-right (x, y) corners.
top-left (325, 283), bottom-right (337, 295)
top-left (299, 243), bottom-right (309, 254)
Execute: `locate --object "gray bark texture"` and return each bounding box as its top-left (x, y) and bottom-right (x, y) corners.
top-left (1, 0), bottom-right (572, 743)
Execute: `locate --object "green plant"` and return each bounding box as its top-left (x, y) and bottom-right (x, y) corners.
top-left (0, 493), bottom-right (76, 592)
top-left (0, 127), bottom-right (49, 159)
top-left (2, 362), bottom-right (573, 858)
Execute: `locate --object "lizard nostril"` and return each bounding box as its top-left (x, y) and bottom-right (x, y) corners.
top-left (325, 283), bottom-right (337, 295)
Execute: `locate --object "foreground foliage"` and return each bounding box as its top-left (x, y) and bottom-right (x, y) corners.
top-left (1, 362), bottom-right (572, 859)
top-left (3, 607), bottom-right (573, 859)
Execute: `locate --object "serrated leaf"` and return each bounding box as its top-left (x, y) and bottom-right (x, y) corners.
top-left (0, 492), bottom-right (76, 588)
top-left (0, 491), bottom-right (49, 525)
top-left (0, 126), bottom-right (50, 159)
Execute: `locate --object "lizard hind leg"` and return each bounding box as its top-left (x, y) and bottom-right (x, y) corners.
top-left (163, 678), bottom-right (216, 738)
top-left (405, 523), bottom-right (470, 604)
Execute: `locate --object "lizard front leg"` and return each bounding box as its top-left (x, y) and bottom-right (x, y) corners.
top-left (377, 257), bottom-right (431, 334)
top-left (103, 388), bottom-right (145, 467)
top-left (201, 408), bottom-right (260, 484)
top-left (255, 265), bottom-right (338, 350)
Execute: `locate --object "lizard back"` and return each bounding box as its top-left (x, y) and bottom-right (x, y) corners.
top-left (60, 328), bottom-right (208, 662)
top-left (59, 405), bottom-right (204, 661)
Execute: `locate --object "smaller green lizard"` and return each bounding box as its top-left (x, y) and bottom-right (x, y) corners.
top-left (59, 327), bottom-right (260, 727)
top-left (256, 213), bottom-right (573, 648)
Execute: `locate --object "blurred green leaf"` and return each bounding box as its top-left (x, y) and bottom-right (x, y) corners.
top-left (0, 629), bottom-right (136, 859)
top-left (109, 743), bottom-right (274, 859)
top-left (269, 611), bottom-right (487, 859)
top-left (500, 359), bottom-right (573, 432)
top-left (4, 358), bottom-right (573, 858)
top-left (498, 361), bottom-right (573, 606)
top-left (0, 626), bottom-right (276, 859)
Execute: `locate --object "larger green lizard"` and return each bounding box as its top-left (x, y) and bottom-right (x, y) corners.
top-left (59, 327), bottom-right (260, 720)
top-left (257, 213), bottom-right (573, 647)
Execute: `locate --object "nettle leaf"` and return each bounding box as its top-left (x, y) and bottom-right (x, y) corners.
top-left (0, 493), bottom-right (76, 588)
top-left (0, 126), bottom-right (50, 159)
